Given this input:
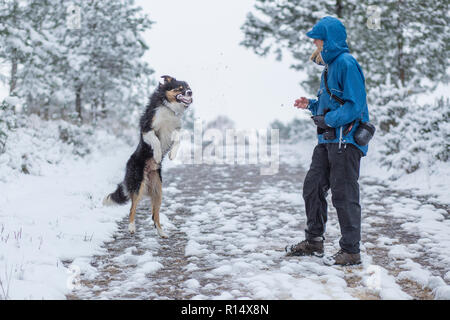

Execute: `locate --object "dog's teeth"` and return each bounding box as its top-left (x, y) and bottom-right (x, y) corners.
top-left (128, 222), bottom-right (136, 234)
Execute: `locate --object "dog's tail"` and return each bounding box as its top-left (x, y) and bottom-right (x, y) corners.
top-left (103, 183), bottom-right (129, 206)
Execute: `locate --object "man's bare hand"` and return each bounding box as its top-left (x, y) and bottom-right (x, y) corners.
top-left (294, 97), bottom-right (309, 109)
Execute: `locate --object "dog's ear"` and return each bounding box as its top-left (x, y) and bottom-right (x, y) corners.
top-left (160, 75), bottom-right (174, 86)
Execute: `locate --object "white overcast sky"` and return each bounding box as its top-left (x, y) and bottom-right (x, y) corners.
top-left (136, 0), bottom-right (311, 129)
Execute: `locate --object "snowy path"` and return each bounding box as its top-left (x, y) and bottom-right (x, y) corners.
top-left (69, 145), bottom-right (450, 300)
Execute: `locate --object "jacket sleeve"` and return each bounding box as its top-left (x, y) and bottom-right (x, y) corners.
top-left (308, 99), bottom-right (319, 116)
top-left (324, 60), bottom-right (366, 128)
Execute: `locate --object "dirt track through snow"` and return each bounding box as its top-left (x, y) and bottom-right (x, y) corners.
top-left (68, 146), bottom-right (449, 300)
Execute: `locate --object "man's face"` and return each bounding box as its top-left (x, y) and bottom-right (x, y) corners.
top-left (313, 39), bottom-right (324, 48)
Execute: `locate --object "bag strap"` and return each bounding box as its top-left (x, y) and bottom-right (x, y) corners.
top-left (324, 67), bottom-right (355, 135)
top-left (324, 67), bottom-right (345, 106)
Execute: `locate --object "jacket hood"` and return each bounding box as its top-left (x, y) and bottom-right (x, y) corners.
top-left (306, 16), bottom-right (349, 65)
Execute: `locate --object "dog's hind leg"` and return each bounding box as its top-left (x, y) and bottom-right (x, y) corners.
top-left (128, 182), bottom-right (145, 234)
top-left (128, 195), bottom-right (138, 234)
top-left (148, 171), bottom-right (167, 238)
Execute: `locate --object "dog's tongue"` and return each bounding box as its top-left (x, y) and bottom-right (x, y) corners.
top-left (177, 94), bottom-right (192, 104)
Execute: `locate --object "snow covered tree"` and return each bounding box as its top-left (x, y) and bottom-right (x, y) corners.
top-left (0, 0), bottom-right (32, 96)
top-left (240, 0), bottom-right (358, 94)
top-left (241, 0), bottom-right (449, 94)
top-left (270, 119), bottom-right (290, 141)
top-left (270, 117), bottom-right (315, 143)
top-left (288, 117), bottom-right (316, 142)
top-left (0, 98), bottom-right (18, 154)
top-left (183, 108), bottom-right (196, 131)
top-left (205, 115), bottom-right (236, 132)
top-left (375, 94), bottom-right (450, 177)
top-left (0, 0), bottom-right (154, 125)
top-left (62, 0), bottom-right (154, 124)
top-left (348, 0), bottom-right (449, 95)
top-left (18, 0), bottom-right (69, 119)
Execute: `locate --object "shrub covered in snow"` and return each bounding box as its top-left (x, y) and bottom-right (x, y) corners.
top-left (0, 108), bottom-right (134, 182)
top-left (371, 81), bottom-right (449, 178)
top-left (57, 123), bottom-right (94, 157)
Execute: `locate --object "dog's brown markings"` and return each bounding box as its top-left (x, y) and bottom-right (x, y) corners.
top-left (129, 181), bottom-right (146, 229)
top-left (144, 158), bottom-right (160, 172)
top-left (149, 172), bottom-right (163, 234)
top-left (129, 159), bottom-right (163, 234)
top-left (143, 159), bottom-right (165, 237)
top-left (165, 90), bottom-right (178, 103)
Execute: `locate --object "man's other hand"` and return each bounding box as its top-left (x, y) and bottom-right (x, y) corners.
top-left (311, 115), bottom-right (329, 129)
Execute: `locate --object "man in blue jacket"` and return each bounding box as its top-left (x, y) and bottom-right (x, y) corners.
top-left (286, 16), bottom-right (369, 265)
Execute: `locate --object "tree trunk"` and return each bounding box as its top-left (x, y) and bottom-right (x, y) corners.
top-left (100, 92), bottom-right (107, 119)
top-left (75, 85), bottom-right (83, 122)
top-left (9, 1), bottom-right (18, 98)
top-left (336, 0), bottom-right (343, 18)
top-left (10, 54), bottom-right (18, 95)
top-left (396, 0), bottom-right (405, 87)
top-left (92, 98), bottom-right (98, 125)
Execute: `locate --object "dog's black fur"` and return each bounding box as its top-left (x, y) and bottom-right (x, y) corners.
top-left (104, 75), bottom-right (192, 237)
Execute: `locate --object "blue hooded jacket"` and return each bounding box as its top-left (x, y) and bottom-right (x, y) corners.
top-left (306, 16), bottom-right (369, 156)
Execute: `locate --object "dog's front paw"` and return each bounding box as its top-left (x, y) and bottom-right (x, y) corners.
top-left (169, 149), bottom-right (177, 160)
top-left (153, 149), bottom-right (162, 163)
top-left (128, 222), bottom-right (136, 234)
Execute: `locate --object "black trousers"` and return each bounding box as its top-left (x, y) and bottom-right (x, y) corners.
top-left (302, 143), bottom-right (363, 254)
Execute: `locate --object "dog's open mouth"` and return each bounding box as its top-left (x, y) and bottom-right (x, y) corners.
top-left (176, 94), bottom-right (193, 107)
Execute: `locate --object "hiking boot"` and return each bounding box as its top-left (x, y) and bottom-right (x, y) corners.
top-left (324, 249), bottom-right (361, 266)
top-left (285, 239), bottom-right (324, 257)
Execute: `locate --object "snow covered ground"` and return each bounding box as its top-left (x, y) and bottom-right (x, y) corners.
top-left (1, 124), bottom-right (449, 300)
top-left (0, 119), bottom-right (135, 299)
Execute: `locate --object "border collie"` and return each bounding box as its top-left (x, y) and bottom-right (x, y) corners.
top-left (103, 75), bottom-right (193, 238)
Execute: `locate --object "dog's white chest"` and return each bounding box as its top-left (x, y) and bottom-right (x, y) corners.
top-left (153, 107), bottom-right (181, 153)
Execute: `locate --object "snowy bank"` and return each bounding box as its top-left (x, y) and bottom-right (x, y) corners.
top-left (0, 118), bottom-right (137, 299)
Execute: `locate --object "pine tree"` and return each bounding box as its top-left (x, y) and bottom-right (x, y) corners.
top-left (0, 0), bottom-right (32, 96)
top-left (17, 0), bottom-right (68, 119)
top-left (0, 98), bottom-right (17, 154)
top-left (241, 0), bottom-right (449, 95)
top-left (270, 117), bottom-right (315, 143)
top-left (348, 0), bottom-right (449, 96)
top-left (1, 0), bottom-right (154, 125)
top-left (205, 115), bottom-right (236, 132)
top-left (62, 0), bottom-right (154, 123)
top-left (240, 0), bottom-right (358, 94)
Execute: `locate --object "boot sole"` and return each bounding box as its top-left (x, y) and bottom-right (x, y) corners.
top-left (286, 251), bottom-right (324, 258)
